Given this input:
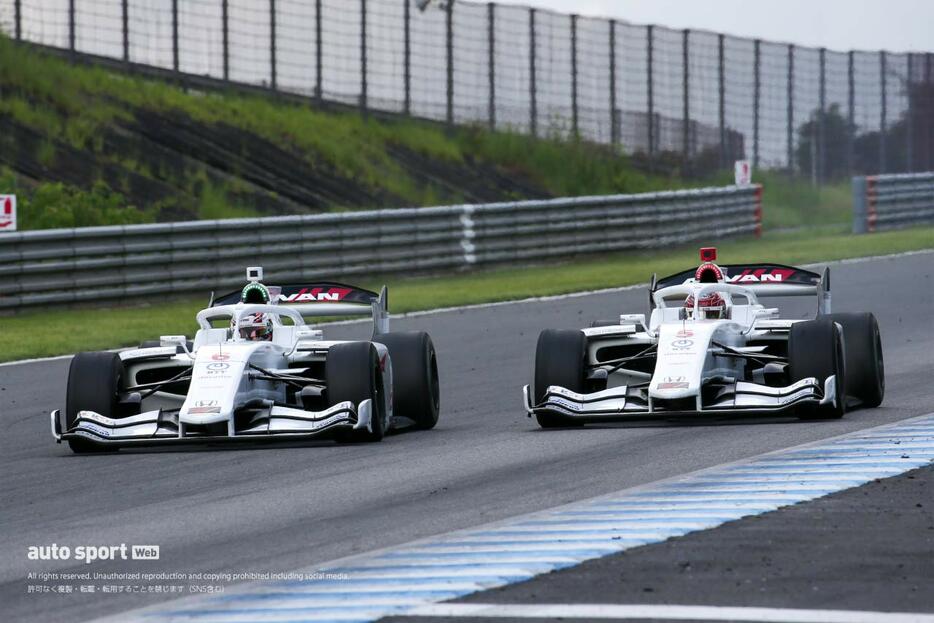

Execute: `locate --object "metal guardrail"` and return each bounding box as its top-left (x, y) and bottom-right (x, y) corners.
top-left (0, 185), bottom-right (762, 310)
top-left (853, 173), bottom-right (934, 234)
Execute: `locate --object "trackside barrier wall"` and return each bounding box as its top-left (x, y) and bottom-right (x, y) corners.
top-left (0, 185), bottom-right (761, 311)
top-left (852, 172), bottom-right (934, 233)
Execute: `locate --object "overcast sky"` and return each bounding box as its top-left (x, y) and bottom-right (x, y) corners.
top-left (517, 0), bottom-right (933, 53)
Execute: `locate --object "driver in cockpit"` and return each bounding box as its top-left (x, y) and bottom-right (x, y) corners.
top-left (236, 282), bottom-right (273, 341)
top-left (684, 261), bottom-right (731, 320)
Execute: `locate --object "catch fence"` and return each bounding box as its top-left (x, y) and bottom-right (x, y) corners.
top-left (1, 0), bottom-right (932, 182)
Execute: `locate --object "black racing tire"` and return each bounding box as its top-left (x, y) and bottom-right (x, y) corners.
top-left (828, 312), bottom-right (884, 408)
top-left (65, 352), bottom-right (124, 454)
top-left (590, 320), bottom-right (618, 328)
top-left (533, 329), bottom-right (587, 429)
top-left (327, 342), bottom-right (386, 442)
top-left (377, 332), bottom-right (440, 430)
top-left (788, 317), bottom-right (847, 420)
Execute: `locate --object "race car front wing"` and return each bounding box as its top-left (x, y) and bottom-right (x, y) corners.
top-left (523, 376), bottom-right (838, 421)
top-left (50, 400), bottom-right (373, 448)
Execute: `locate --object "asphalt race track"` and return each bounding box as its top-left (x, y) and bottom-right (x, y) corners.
top-left (1, 250), bottom-right (933, 622)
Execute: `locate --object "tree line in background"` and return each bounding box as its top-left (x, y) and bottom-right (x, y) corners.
top-left (796, 82), bottom-right (934, 181)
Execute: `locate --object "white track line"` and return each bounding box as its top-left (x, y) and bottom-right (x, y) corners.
top-left (404, 603), bottom-right (934, 622)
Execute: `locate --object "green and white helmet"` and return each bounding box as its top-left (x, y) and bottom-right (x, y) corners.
top-left (241, 282), bottom-right (271, 305)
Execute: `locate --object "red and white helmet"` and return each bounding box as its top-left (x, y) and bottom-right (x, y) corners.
top-left (684, 292), bottom-right (728, 320)
top-left (695, 262), bottom-right (724, 284)
top-left (236, 312), bottom-right (272, 341)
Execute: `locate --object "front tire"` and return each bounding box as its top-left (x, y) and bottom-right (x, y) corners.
top-left (377, 332), bottom-right (440, 430)
top-left (828, 312), bottom-right (884, 408)
top-left (533, 329), bottom-right (586, 428)
top-left (788, 318), bottom-right (847, 420)
top-left (65, 352), bottom-right (124, 454)
top-left (327, 342), bottom-right (386, 442)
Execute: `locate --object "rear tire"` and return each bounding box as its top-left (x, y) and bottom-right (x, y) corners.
top-left (377, 332), bottom-right (440, 430)
top-left (788, 318), bottom-right (847, 420)
top-left (533, 329), bottom-right (587, 428)
top-left (65, 352), bottom-right (124, 454)
top-left (828, 312), bottom-right (884, 408)
top-left (327, 342), bottom-right (386, 442)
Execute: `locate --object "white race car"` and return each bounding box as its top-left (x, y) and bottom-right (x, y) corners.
top-left (524, 248), bottom-right (884, 426)
top-left (52, 268), bottom-right (440, 453)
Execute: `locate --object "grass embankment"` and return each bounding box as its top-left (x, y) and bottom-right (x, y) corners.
top-left (0, 36), bottom-right (846, 230)
top-left (0, 36), bottom-right (686, 227)
top-left (3, 227), bottom-right (930, 363)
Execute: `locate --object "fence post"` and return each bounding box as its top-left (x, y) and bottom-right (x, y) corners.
top-left (68, 0), bottom-right (75, 57)
top-left (847, 50), bottom-right (855, 176)
top-left (222, 0), bottom-right (229, 81)
top-left (359, 0), bottom-right (366, 114)
top-left (851, 176), bottom-right (868, 234)
top-left (647, 25), bottom-right (654, 158)
top-left (609, 20), bottom-right (617, 146)
top-left (718, 33), bottom-right (726, 168)
top-left (270, 0), bottom-right (277, 90)
top-left (529, 9), bottom-right (537, 137)
top-left (488, 2), bottom-right (495, 131)
top-left (906, 54), bottom-right (913, 173)
top-left (570, 14), bottom-right (578, 138)
top-left (928, 53), bottom-right (933, 171)
top-left (682, 29), bottom-right (690, 170)
top-left (880, 51), bottom-right (887, 174)
top-left (787, 44), bottom-right (794, 172)
top-left (121, 0), bottom-right (129, 63)
top-left (14, 0), bottom-right (20, 40)
top-left (817, 47), bottom-right (825, 186)
top-left (315, 0), bottom-right (322, 100)
top-left (753, 39), bottom-right (760, 171)
top-left (171, 0), bottom-right (179, 73)
top-left (446, 0), bottom-right (454, 129)
top-left (403, 0), bottom-right (410, 115)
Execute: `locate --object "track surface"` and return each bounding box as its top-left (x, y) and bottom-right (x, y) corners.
top-left (394, 464), bottom-right (934, 622)
top-left (1, 251), bottom-right (932, 622)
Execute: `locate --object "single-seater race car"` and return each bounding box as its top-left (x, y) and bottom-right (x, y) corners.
top-left (524, 248), bottom-right (884, 427)
top-left (52, 267), bottom-right (441, 453)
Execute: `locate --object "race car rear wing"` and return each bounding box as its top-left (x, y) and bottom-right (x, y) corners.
top-left (212, 281), bottom-right (390, 334)
top-left (651, 263), bottom-right (831, 315)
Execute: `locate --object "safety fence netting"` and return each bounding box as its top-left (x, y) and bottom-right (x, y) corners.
top-left (1, 0), bottom-right (932, 180)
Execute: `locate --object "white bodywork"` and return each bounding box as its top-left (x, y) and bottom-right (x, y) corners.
top-left (524, 277), bottom-right (842, 420)
top-left (52, 299), bottom-right (395, 447)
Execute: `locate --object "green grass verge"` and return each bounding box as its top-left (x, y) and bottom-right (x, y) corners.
top-left (3, 227), bottom-right (931, 363)
top-left (0, 36), bottom-right (702, 226)
top-left (756, 171), bottom-right (851, 229)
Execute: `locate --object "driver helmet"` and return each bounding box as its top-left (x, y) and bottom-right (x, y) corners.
top-left (238, 312), bottom-right (272, 341)
top-left (241, 282), bottom-right (271, 305)
top-left (684, 292), bottom-right (727, 320)
top-left (683, 260), bottom-right (729, 319)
